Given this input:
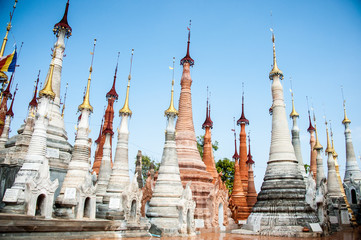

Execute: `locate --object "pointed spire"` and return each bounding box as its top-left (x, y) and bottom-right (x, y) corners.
top-left (29, 71), bottom-right (40, 107)
top-left (6, 85), bottom-right (17, 117)
top-left (237, 83), bottom-right (249, 125)
top-left (232, 131), bottom-right (239, 160)
top-left (307, 111), bottom-right (315, 132)
top-left (313, 111), bottom-right (323, 150)
top-left (119, 49), bottom-right (134, 116)
top-left (2, 72), bottom-right (14, 98)
top-left (246, 134), bottom-right (254, 165)
top-left (289, 85), bottom-right (299, 118)
top-left (325, 119), bottom-right (333, 153)
top-left (78, 39), bottom-right (96, 112)
top-left (341, 87), bottom-right (351, 124)
top-left (269, 30), bottom-right (283, 80)
top-left (202, 87), bottom-right (213, 128)
top-left (180, 20), bottom-right (194, 66)
top-left (330, 123), bottom-right (338, 158)
top-left (61, 82), bottom-right (68, 118)
top-left (165, 57), bottom-right (178, 116)
top-left (53, 0), bottom-right (72, 38)
top-left (39, 49), bottom-right (56, 99)
top-left (106, 52), bottom-right (120, 100)
top-left (0, 0), bottom-right (18, 57)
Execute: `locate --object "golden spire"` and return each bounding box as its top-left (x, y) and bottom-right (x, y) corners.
top-left (165, 57), bottom-right (178, 116)
top-left (119, 49), bottom-right (134, 116)
top-left (61, 82), bottom-right (68, 118)
top-left (341, 86), bottom-right (351, 124)
top-left (78, 39), bottom-right (96, 112)
top-left (39, 48), bottom-right (56, 99)
top-left (313, 112), bottom-right (323, 150)
top-left (269, 30), bottom-right (283, 80)
top-left (0, 0), bottom-right (17, 57)
top-left (330, 124), bottom-right (338, 158)
top-left (325, 119), bottom-right (333, 153)
top-left (289, 82), bottom-right (299, 118)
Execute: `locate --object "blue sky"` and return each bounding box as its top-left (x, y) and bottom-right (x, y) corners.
top-left (1, 0), bottom-right (361, 191)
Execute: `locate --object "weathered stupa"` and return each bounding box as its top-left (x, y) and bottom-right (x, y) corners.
top-left (175, 25), bottom-right (214, 229)
top-left (341, 99), bottom-right (361, 224)
top-left (229, 131), bottom-right (249, 222)
top-left (147, 59), bottom-right (196, 235)
top-left (290, 90), bottom-right (306, 180)
top-left (307, 110), bottom-right (317, 180)
top-left (0, 87), bottom-right (16, 149)
top-left (92, 54), bottom-right (119, 175)
top-left (1, 0), bottom-right (73, 195)
top-left (55, 40), bottom-right (98, 219)
top-left (246, 135), bottom-right (257, 211)
top-left (241, 32), bottom-right (318, 236)
top-left (237, 90), bottom-right (249, 193)
top-left (2, 47), bottom-right (59, 218)
top-left (202, 94), bottom-right (218, 181)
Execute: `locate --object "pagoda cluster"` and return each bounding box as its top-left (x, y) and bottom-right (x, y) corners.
top-left (0, 0), bottom-right (360, 238)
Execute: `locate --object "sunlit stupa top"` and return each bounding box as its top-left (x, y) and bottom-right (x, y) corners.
top-left (269, 31), bottom-right (283, 80)
top-left (165, 57), bottom-right (178, 116)
top-left (180, 20), bottom-right (194, 66)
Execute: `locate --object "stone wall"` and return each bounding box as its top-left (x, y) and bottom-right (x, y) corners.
top-left (0, 164), bottom-right (21, 206)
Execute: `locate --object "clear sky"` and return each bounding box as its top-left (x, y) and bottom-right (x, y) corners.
top-left (1, 0), bottom-right (361, 192)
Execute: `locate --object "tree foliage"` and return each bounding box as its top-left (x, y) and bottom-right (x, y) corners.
top-left (196, 135), bottom-right (219, 159)
top-left (216, 158), bottom-right (235, 193)
top-left (138, 155), bottom-right (160, 185)
top-left (304, 164), bottom-right (310, 174)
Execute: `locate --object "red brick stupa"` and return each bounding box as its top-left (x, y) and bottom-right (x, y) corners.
top-left (246, 135), bottom-right (257, 210)
top-left (175, 23), bottom-right (214, 229)
top-left (202, 93), bottom-right (218, 181)
top-left (92, 55), bottom-right (119, 174)
top-left (237, 89), bottom-right (249, 193)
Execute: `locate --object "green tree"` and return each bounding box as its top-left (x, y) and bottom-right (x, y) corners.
top-left (304, 164), bottom-right (310, 174)
top-left (216, 158), bottom-right (235, 193)
top-left (138, 155), bottom-right (160, 185)
top-left (196, 135), bottom-right (219, 158)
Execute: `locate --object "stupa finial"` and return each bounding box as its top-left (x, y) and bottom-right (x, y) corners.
top-left (119, 49), bottom-right (134, 116)
top-left (78, 39), bottom-right (96, 112)
top-left (165, 57), bottom-right (178, 116)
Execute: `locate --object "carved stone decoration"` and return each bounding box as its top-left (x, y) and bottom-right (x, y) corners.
top-left (122, 172), bottom-right (143, 225)
top-left (177, 183), bottom-right (196, 235)
top-left (315, 179), bottom-right (331, 235)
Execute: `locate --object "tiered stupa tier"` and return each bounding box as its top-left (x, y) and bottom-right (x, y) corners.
top-left (92, 54), bottom-right (119, 175)
top-left (175, 26), bottom-right (214, 228)
top-left (242, 32), bottom-right (318, 235)
top-left (237, 91), bottom-right (249, 193)
top-left (290, 90), bottom-right (307, 180)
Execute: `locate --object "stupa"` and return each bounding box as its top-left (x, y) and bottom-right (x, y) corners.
top-left (246, 135), bottom-right (257, 211)
top-left (0, 72), bottom-right (14, 136)
top-left (0, 87), bottom-right (16, 149)
top-left (307, 110), bottom-right (317, 180)
top-left (229, 130), bottom-right (249, 222)
top-left (54, 40), bottom-right (98, 219)
top-left (175, 23), bottom-right (214, 229)
top-left (1, 0), bottom-right (73, 197)
top-left (341, 98), bottom-right (361, 224)
top-left (241, 31), bottom-right (318, 236)
top-left (202, 92), bottom-right (218, 180)
top-left (289, 89), bottom-right (307, 180)
top-left (92, 54), bottom-right (119, 175)
top-left (237, 90), bottom-right (249, 193)
top-left (146, 59), bottom-right (196, 235)
top-left (1, 47), bottom-right (59, 218)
